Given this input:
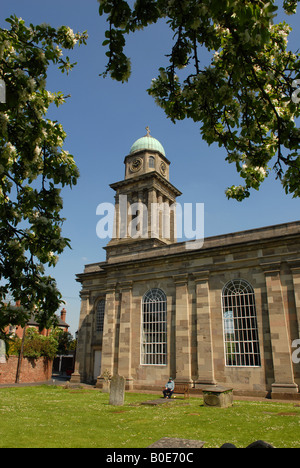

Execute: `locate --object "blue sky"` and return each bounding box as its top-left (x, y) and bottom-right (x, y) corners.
top-left (1, 1), bottom-right (299, 335)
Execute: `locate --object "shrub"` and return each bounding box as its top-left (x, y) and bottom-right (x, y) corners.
top-left (8, 328), bottom-right (58, 360)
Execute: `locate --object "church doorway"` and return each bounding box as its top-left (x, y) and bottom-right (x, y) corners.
top-left (93, 350), bottom-right (102, 381)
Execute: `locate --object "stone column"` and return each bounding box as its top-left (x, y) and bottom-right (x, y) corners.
top-left (194, 272), bottom-right (216, 387)
top-left (119, 193), bottom-right (128, 240)
top-left (162, 197), bottom-right (169, 242)
top-left (157, 192), bottom-right (163, 239)
top-left (97, 284), bottom-right (117, 386)
top-left (174, 274), bottom-right (193, 385)
top-left (161, 197), bottom-right (176, 243)
top-left (137, 190), bottom-right (146, 239)
top-left (148, 188), bottom-right (157, 239)
top-left (71, 291), bottom-right (91, 383)
top-left (113, 192), bottom-right (120, 240)
top-left (262, 262), bottom-right (298, 395)
top-left (170, 198), bottom-right (177, 243)
top-left (127, 194), bottom-right (132, 239)
top-left (118, 281), bottom-right (134, 390)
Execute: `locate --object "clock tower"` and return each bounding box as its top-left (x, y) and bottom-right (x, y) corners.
top-left (106, 128), bottom-right (182, 260)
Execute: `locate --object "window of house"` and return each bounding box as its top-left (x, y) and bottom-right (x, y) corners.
top-left (141, 288), bottom-right (167, 365)
top-left (222, 279), bottom-right (261, 367)
top-left (149, 156), bottom-right (155, 168)
top-left (96, 299), bottom-right (105, 333)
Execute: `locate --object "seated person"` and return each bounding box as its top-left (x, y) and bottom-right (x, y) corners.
top-left (163, 378), bottom-right (175, 399)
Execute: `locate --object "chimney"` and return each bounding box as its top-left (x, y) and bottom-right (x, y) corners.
top-left (60, 308), bottom-right (67, 323)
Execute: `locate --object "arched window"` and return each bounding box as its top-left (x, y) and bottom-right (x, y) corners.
top-left (222, 280), bottom-right (261, 367)
top-left (96, 299), bottom-right (105, 333)
top-left (149, 156), bottom-right (155, 168)
top-left (141, 288), bottom-right (167, 365)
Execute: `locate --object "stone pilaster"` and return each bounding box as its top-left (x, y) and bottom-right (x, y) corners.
top-left (262, 262), bottom-right (298, 395)
top-left (71, 291), bottom-right (91, 383)
top-left (174, 274), bottom-right (192, 385)
top-left (194, 271), bottom-right (216, 387)
top-left (97, 284), bottom-right (117, 386)
top-left (118, 281), bottom-right (134, 389)
top-left (289, 261), bottom-right (300, 338)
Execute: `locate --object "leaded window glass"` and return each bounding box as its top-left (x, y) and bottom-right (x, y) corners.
top-left (141, 289), bottom-right (167, 365)
top-left (222, 280), bottom-right (261, 367)
top-left (96, 299), bottom-right (105, 333)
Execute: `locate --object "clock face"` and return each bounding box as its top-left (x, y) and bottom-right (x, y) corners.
top-left (160, 162), bottom-right (167, 176)
top-left (130, 157), bottom-right (143, 173)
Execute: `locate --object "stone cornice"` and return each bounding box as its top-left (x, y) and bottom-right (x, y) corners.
top-left (110, 171), bottom-right (182, 197)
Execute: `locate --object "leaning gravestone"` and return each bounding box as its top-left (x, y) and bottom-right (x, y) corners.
top-left (109, 374), bottom-right (125, 406)
top-left (0, 340), bottom-right (6, 364)
top-left (0, 79), bottom-right (6, 104)
top-left (148, 438), bottom-right (205, 449)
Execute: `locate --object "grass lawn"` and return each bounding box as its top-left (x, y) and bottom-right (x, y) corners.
top-left (0, 385), bottom-right (299, 448)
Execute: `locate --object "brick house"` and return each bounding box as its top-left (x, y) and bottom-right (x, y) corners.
top-left (6, 304), bottom-right (70, 338)
top-left (0, 307), bottom-right (70, 384)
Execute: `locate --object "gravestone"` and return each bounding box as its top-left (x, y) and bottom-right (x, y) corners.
top-left (202, 386), bottom-right (233, 408)
top-left (148, 438), bottom-right (205, 448)
top-left (109, 374), bottom-right (125, 406)
top-left (0, 80), bottom-right (6, 104)
top-left (102, 380), bottom-right (110, 393)
top-left (141, 399), bottom-right (176, 406)
top-left (220, 440), bottom-right (275, 448)
top-left (0, 340), bottom-right (6, 364)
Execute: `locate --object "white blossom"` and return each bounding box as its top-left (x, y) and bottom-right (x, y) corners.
top-left (255, 167), bottom-right (267, 177)
top-left (4, 142), bottom-right (17, 161)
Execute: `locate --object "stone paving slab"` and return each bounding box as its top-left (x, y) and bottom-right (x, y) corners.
top-left (141, 398), bottom-right (182, 406)
top-left (148, 437), bottom-right (205, 448)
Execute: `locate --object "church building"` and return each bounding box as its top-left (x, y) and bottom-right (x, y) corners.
top-left (72, 130), bottom-right (300, 398)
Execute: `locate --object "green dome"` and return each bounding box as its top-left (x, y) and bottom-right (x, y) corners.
top-left (130, 134), bottom-right (166, 157)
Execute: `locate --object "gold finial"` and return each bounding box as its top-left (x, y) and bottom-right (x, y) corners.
top-left (146, 126), bottom-right (151, 136)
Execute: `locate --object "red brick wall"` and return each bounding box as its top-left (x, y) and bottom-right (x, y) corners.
top-left (0, 356), bottom-right (53, 384)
